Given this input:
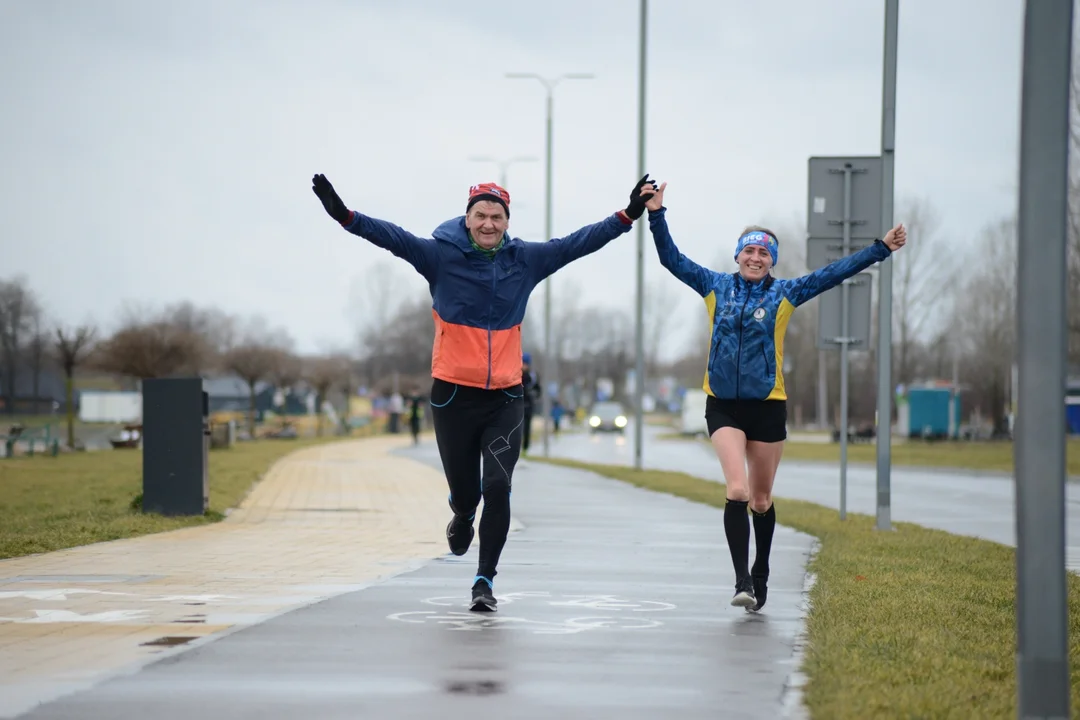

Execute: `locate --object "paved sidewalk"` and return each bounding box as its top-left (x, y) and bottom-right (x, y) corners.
top-left (0, 436), bottom-right (453, 719)
top-left (13, 441), bottom-right (816, 720)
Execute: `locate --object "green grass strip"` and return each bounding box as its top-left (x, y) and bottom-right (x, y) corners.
top-left (0, 435), bottom-right (349, 559)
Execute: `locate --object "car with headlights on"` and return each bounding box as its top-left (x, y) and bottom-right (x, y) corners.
top-left (587, 401), bottom-right (628, 433)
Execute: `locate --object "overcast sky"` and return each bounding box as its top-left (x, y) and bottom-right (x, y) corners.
top-left (0, 0), bottom-right (1024, 361)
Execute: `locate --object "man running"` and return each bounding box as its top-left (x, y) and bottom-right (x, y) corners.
top-left (312, 172), bottom-right (657, 611)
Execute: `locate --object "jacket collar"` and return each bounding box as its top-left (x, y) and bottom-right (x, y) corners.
top-left (433, 216), bottom-right (515, 255)
top-left (734, 272), bottom-right (773, 295)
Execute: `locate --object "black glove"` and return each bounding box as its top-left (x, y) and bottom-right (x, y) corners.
top-left (624, 174), bottom-right (658, 220)
top-left (311, 174), bottom-right (352, 224)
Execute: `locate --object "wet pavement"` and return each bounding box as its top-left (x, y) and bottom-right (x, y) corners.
top-left (544, 424), bottom-right (1080, 571)
top-left (14, 441), bottom-right (814, 720)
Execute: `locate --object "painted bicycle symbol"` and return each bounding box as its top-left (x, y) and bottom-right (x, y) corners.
top-left (386, 611), bottom-right (663, 635)
top-left (420, 592), bottom-right (676, 612)
top-left (389, 592), bottom-right (677, 634)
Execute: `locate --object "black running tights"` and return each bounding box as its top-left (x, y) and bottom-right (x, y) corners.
top-left (429, 378), bottom-right (524, 582)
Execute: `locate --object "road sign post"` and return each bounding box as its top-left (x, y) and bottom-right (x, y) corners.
top-left (807, 156), bottom-right (883, 241)
top-left (807, 237), bottom-right (875, 270)
top-left (807, 156), bottom-right (882, 520)
top-left (815, 274), bottom-right (872, 351)
top-left (1014, 1), bottom-right (1072, 717)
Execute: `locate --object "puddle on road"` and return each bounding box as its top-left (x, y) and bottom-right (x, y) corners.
top-left (445, 679), bottom-right (504, 696)
top-left (140, 636), bottom-right (197, 647)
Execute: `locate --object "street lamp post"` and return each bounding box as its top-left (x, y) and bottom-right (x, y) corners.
top-left (632, 0), bottom-right (648, 471)
top-left (505, 71), bottom-right (595, 458)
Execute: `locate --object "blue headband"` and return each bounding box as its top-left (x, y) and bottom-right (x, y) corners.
top-left (734, 231), bottom-right (778, 266)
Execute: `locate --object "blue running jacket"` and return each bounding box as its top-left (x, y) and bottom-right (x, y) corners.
top-left (649, 208), bottom-right (891, 401)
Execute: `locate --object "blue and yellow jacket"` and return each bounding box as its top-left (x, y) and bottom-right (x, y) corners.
top-left (648, 208), bottom-right (891, 401)
top-left (343, 210), bottom-right (633, 390)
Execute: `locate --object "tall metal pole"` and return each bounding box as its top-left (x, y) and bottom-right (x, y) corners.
top-left (632, 0), bottom-right (648, 470)
top-left (1015, 1), bottom-right (1072, 717)
top-left (839, 165), bottom-right (852, 521)
top-left (874, 0), bottom-right (898, 532)
top-left (504, 72), bottom-right (594, 458)
top-left (542, 89), bottom-right (554, 457)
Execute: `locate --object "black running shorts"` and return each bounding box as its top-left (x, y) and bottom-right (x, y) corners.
top-left (705, 396), bottom-right (787, 443)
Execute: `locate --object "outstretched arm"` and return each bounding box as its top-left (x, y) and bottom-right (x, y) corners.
top-left (783, 223), bottom-right (907, 306)
top-left (644, 184), bottom-right (717, 297)
top-left (312, 174), bottom-right (439, 280)
top-left (526, 174), bottom-right (657, 280)
top-left (528, 213), bottom-right (634, 279)
top-left (341, 212), bottom-right (439, 280)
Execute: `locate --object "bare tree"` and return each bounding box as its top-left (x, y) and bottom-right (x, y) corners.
top-left (360, 294), bottom-right (435, 387)
top-left (644, 280), bottom-right (683, 373)
top-left (521, 299), bottom-right (543, 361)
top-left (552, 278), bottom-right (584, 364)
top-left (220, 316), bottom-right (294, 438)
top-left (222, 344), bottom-right (281, 439)
top-left (165, 302), bottom-right (237, 361)
top-left (0, 276), bottom-right (41, 414)
top-left (349, 261), bottom-right (409, 357)
top-left (26, 307), bottom-right (47, 415)
top-left (93, 306), bottom-right (208, 380)
top-left (951, 217), bottom-right (1017, 434)
top-left (268, 349), bottom-right (303, 393)
top-left (560, 305), bottom-right (634, 402)
top-left (1067, 59), bottom-right (1080, 365)
top-left (54, 324), bottom-right (97, 448)
top-left (890, 197), bottom-right (953, 384)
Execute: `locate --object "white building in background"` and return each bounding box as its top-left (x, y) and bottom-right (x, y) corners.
top-left (78, 391), bottom-right (141, 423)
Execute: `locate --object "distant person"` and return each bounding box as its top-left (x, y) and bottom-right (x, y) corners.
top-left (387, 391), bottom-right (404, 434)
top-left (312, 171), bottom-right (657, 611)
top-left (644, 181), bottom-right (906, 612)
top-left (551, 400), bottom-right (564, 435)
top-left (408, 389), bottom-right (423, 445)
top-left (521, 352), bottom-right (540, 454)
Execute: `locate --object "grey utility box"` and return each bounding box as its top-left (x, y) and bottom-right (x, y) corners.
top-left (142, 377), bottom-right (210, 515)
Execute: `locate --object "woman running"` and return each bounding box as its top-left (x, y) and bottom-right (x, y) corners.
top-left (644, 182), bottom-right (906, 611)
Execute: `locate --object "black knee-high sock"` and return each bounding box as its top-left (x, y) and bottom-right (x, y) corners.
top-left (724, 499), bottom-right (751, 581)
top-left (752, 504), bottom-right (776, 577)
